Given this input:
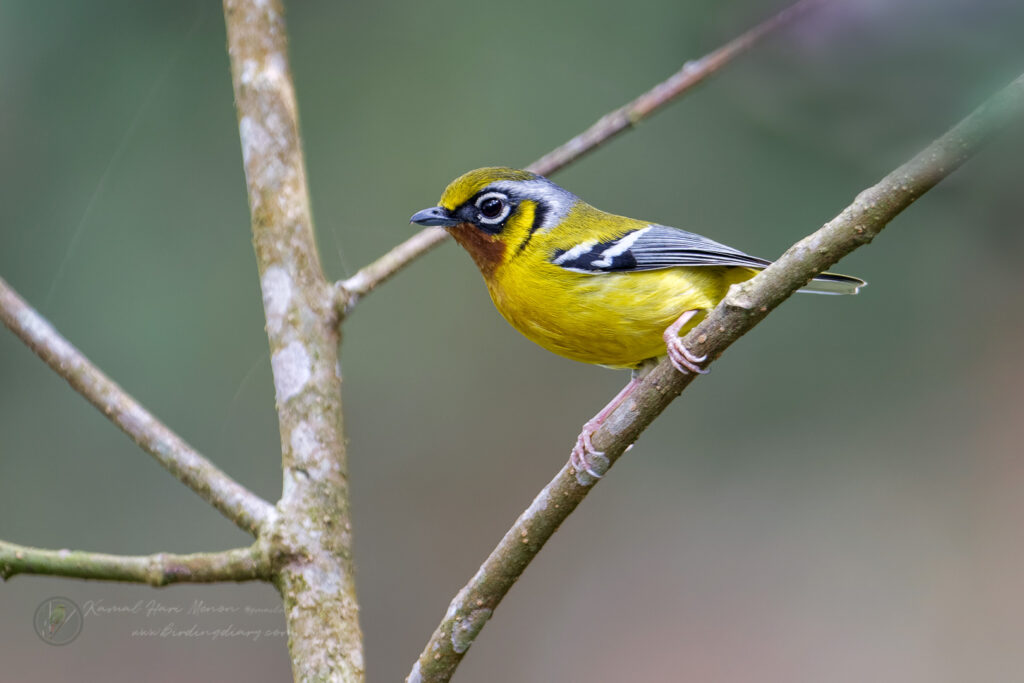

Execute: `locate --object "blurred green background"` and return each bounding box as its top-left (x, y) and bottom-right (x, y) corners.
top-left (2, 0), bottom-right (1024, 680)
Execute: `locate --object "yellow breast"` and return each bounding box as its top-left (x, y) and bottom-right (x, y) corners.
top-left (487, 255), bottom-right (753, 369)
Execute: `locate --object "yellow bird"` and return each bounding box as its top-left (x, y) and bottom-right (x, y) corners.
top-left (411, 167), bottom-right (864, 478)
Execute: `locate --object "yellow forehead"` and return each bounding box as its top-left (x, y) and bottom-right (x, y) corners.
top-left (438, 167), bottom-right (538, 210)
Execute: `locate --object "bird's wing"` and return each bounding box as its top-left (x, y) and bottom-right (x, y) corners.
top-left (549, 224), bottom-right (770, 273)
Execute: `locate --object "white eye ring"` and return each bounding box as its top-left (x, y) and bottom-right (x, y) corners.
top-left (475, 192), bottom-right (511, 224)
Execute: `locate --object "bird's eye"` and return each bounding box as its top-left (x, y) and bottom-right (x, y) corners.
top-left (480, 197), bottom-right (503, 218)
top-left (474, 192), bottom-right (510, 224)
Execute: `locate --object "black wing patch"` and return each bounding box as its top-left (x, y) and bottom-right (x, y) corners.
top-left (550, 225), bottom-right (771, 274)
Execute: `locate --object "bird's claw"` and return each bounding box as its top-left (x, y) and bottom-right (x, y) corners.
top-left (665, 335), bottom-right (709, 375)
top-left (570, 419), bottom-right (610, 481)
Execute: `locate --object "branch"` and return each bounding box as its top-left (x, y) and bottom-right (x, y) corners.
top-left (528, 0), bottom-right (824, 177)
top-left (0, 539), bottom-right (269, 586)
top-left (223, 0), bottom-right (362, 680)
top-left (0, 277), bottom-right (273, 535)
top-left (335, 226), bottom-right (447, 316)
top-left (336, 0), bottom-right (825, 316)
top-left (408, 71), bottom-right (1024, 683)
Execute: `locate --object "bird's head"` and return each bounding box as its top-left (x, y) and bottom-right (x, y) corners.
top-left (410, 167), bottom-right (578, 277)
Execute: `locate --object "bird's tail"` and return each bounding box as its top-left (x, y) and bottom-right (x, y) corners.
top-left (798, 272), bottom-right (866, 295)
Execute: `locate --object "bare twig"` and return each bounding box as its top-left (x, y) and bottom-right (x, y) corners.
top-left (335, 226), bottom-right (447, 316)
top-left (0, 539), bottom-right (269, 586)
top-left (408, 71), bottom-right (1024, 683)
top-left (336, 0), bottom-right (825, 316)
top-left (528, 0), bottom-right (823, 176)
top-left (0, 277), bottom-right (273, 535)
top-left (223, 0), bottom-right (363, 680)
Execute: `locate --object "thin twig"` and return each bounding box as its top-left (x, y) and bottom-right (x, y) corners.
top-left (408, 71), bottom-right (1024, 683)
top-left (223, 0), bottom-right (363, 680)
top-left (336, 0), bottom-right (825, 316)
top-left (0, 539), bottom-right (269, 586)
top-left (335, 226), bottom-right (447, 316)
top-left (528, 0), bottom-right (823, 176)
top-left (0, 277), bottom-right (273, 535)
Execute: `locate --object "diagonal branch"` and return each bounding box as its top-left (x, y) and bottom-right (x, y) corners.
top-left (335, 226), bottom-right (447, 316)
top-left (408, 71), bottom-right (1024, 683)
top-left (0, 277), bottom-right (273, 535)
top-left (526, 0), bottom-right (823, 178)
top-left (336, 0), bottom-right (826, 316)
top-left (0, 539), bottom-right (269, 586)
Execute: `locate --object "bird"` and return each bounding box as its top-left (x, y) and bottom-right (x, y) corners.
top-left (46, 603), bottom-right (67, 636)
top-left (410, 167), bottom-right (864, 479)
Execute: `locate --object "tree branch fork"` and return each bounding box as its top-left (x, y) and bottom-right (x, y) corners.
top-left (2, 0), bottom-right (1021, 681)
top-left (332, 0), bottom-right (827, 321)
top-left (1, 0), bottom-right (817, 595)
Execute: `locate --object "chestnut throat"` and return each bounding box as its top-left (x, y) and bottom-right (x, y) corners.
top-left (447, 223), bottom-right (507, 279)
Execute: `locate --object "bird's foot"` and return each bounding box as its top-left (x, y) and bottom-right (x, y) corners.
top-left (570, 418), bottom-right (610, 481)
top-left (665, 335), bottom-right (709, 375)
top-left (663, 309), bottom-right (709, 375)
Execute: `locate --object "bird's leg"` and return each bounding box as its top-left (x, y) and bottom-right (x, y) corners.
top-left (570, 372), bottom-right (644, 479)
top-left (664, 309), bottom-right (709, 375)
top-left (569, 309), bottom-right (709, 480)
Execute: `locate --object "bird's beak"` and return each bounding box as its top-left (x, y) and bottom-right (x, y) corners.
top-left (410, 206), bottom-right (460, 227)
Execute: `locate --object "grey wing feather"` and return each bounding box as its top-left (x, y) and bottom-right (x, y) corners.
top-left (627, 225), bottom-right (771, 270)
top-left (551, 224), bottom-right (770, 273)
top-left (550, 224), bottom-right (866, 295)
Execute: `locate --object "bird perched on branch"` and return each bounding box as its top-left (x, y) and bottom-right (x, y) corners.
top-left (411, 167), bottom-right (864, 478)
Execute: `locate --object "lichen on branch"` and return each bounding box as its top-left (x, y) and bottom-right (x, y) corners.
top-left (223, 0), bottom-right (364, 680)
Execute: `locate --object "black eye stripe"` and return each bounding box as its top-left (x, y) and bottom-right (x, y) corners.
top-left (530, 202), bottom-right (549, 233)
top-left (511, 200), bottom-right (549, 258)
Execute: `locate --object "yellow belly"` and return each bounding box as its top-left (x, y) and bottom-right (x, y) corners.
top-left (487, 262), bottom-right (756, 369)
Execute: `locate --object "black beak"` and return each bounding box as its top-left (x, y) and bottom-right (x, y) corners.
top-left (410, 206), bottom-right (460, 227)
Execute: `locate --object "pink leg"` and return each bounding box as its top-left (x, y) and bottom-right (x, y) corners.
top-left (570, 375), bottom-right (642, 479)
top-left (663, 309), bottom-right (709, 375)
